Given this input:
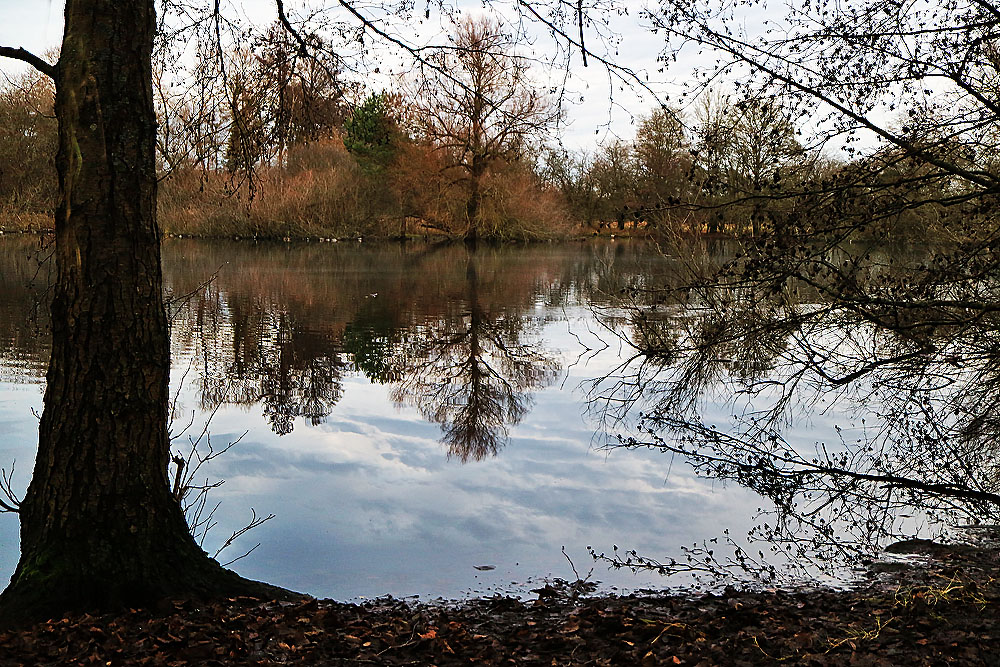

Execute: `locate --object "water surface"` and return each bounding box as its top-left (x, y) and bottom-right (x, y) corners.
top-left (0, 236), bottom-right (865, 599)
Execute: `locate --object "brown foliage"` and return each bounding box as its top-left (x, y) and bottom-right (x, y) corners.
top-left (476, 164), bottom-right (573, 240)
top-left (0, 71), bottom-right (57, 231)
top-left (158, 137), bottom-right (399, 239)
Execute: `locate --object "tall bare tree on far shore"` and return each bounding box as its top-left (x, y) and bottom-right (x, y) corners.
top-left (411, 16), bottom-right (560, 242)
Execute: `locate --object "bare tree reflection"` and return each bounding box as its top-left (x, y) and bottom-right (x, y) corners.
top-left (168, 242), bottom-right (564, 450)
top-left (0, 236), bottom-right (51, 382)
top-left (375, 252), bottom-right (560, 461)
top-left (593, 248), bottom-right (1000, 580)
top-left (176, 286), bottom-right (345, 435)
top-left (257, 316), bottom-right (344, 435)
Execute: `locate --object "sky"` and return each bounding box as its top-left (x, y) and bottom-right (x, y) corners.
top-left (0, 0), bottom-right (677, 150)
top-left (0, 1), bottom-right (61, 58)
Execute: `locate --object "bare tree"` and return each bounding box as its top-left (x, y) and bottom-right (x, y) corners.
top-left (632, 107), bottom-right (693, 232)
top-left (0, 70), bottom-right (57, 224)
top-left (589, 140), bottom-right (638, 230)
top-left (692, 95), bottom-right (805, 236)
top-left (410, 16), bottom-right (561, 241)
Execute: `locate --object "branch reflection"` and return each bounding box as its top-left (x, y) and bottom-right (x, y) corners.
top-left (164, 241), bottom-right (565, 456)
top-left (349, 250), bottom-right (560, 461)
top-left (594, 243), bottom-right (1000, 580)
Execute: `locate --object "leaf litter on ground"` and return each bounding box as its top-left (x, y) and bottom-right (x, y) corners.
top-left (2, 541), bottom-right (1000, 665)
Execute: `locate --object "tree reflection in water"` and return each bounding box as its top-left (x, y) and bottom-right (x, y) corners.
top-left (374, 253), bottom-right (559, 462)
top-left (168, 243), bottom-right (560, 458)
top-left (592, 244), bottom-right (1000, 581)
top-left (174, 288), bottom-right (346, 436)
top-left (0, 237), bottom-right (51, 384)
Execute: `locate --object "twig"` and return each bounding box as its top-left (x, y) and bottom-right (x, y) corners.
top-left (215, 508), bottom-right (275, 562)
top-left (0, 461), bottom-right (21, 513)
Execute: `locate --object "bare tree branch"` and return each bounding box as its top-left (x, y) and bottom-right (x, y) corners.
top-left (0, 46), bottom-right (57, 80)
top-left (274, 0), bottom-right (310, 57)
top-left (0, 461), bottom-right (21, 514)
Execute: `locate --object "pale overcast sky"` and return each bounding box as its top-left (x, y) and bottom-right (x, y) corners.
top-left (0, 0), bottom-right (682, 149)
top-left (0, 1), bottom-right (61, 56)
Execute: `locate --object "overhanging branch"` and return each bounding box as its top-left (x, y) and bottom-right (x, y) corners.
top-left (274, 0), bottom-right (310, 57)
top-left (0, 46), bottom-right (56, 80)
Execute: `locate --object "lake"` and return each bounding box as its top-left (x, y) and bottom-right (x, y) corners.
top-left (0, 235), bottom-right (963, 600)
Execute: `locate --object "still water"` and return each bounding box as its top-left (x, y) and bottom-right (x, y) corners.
top-left (0, 236), bottom-right (854, 599)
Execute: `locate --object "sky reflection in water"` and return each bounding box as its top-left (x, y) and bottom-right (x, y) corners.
top-left (0, 237), bottom-right (776, 600)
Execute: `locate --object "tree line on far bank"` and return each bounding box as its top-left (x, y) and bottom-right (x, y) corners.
top-left (0, 17), bottom-right (984, 244)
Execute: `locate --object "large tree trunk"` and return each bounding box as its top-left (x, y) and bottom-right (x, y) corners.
top-left (0, 0), bottom-right (288, 622)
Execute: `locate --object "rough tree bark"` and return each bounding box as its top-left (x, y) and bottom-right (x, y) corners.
top-left (0, 0), bottom-right (291, 623)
